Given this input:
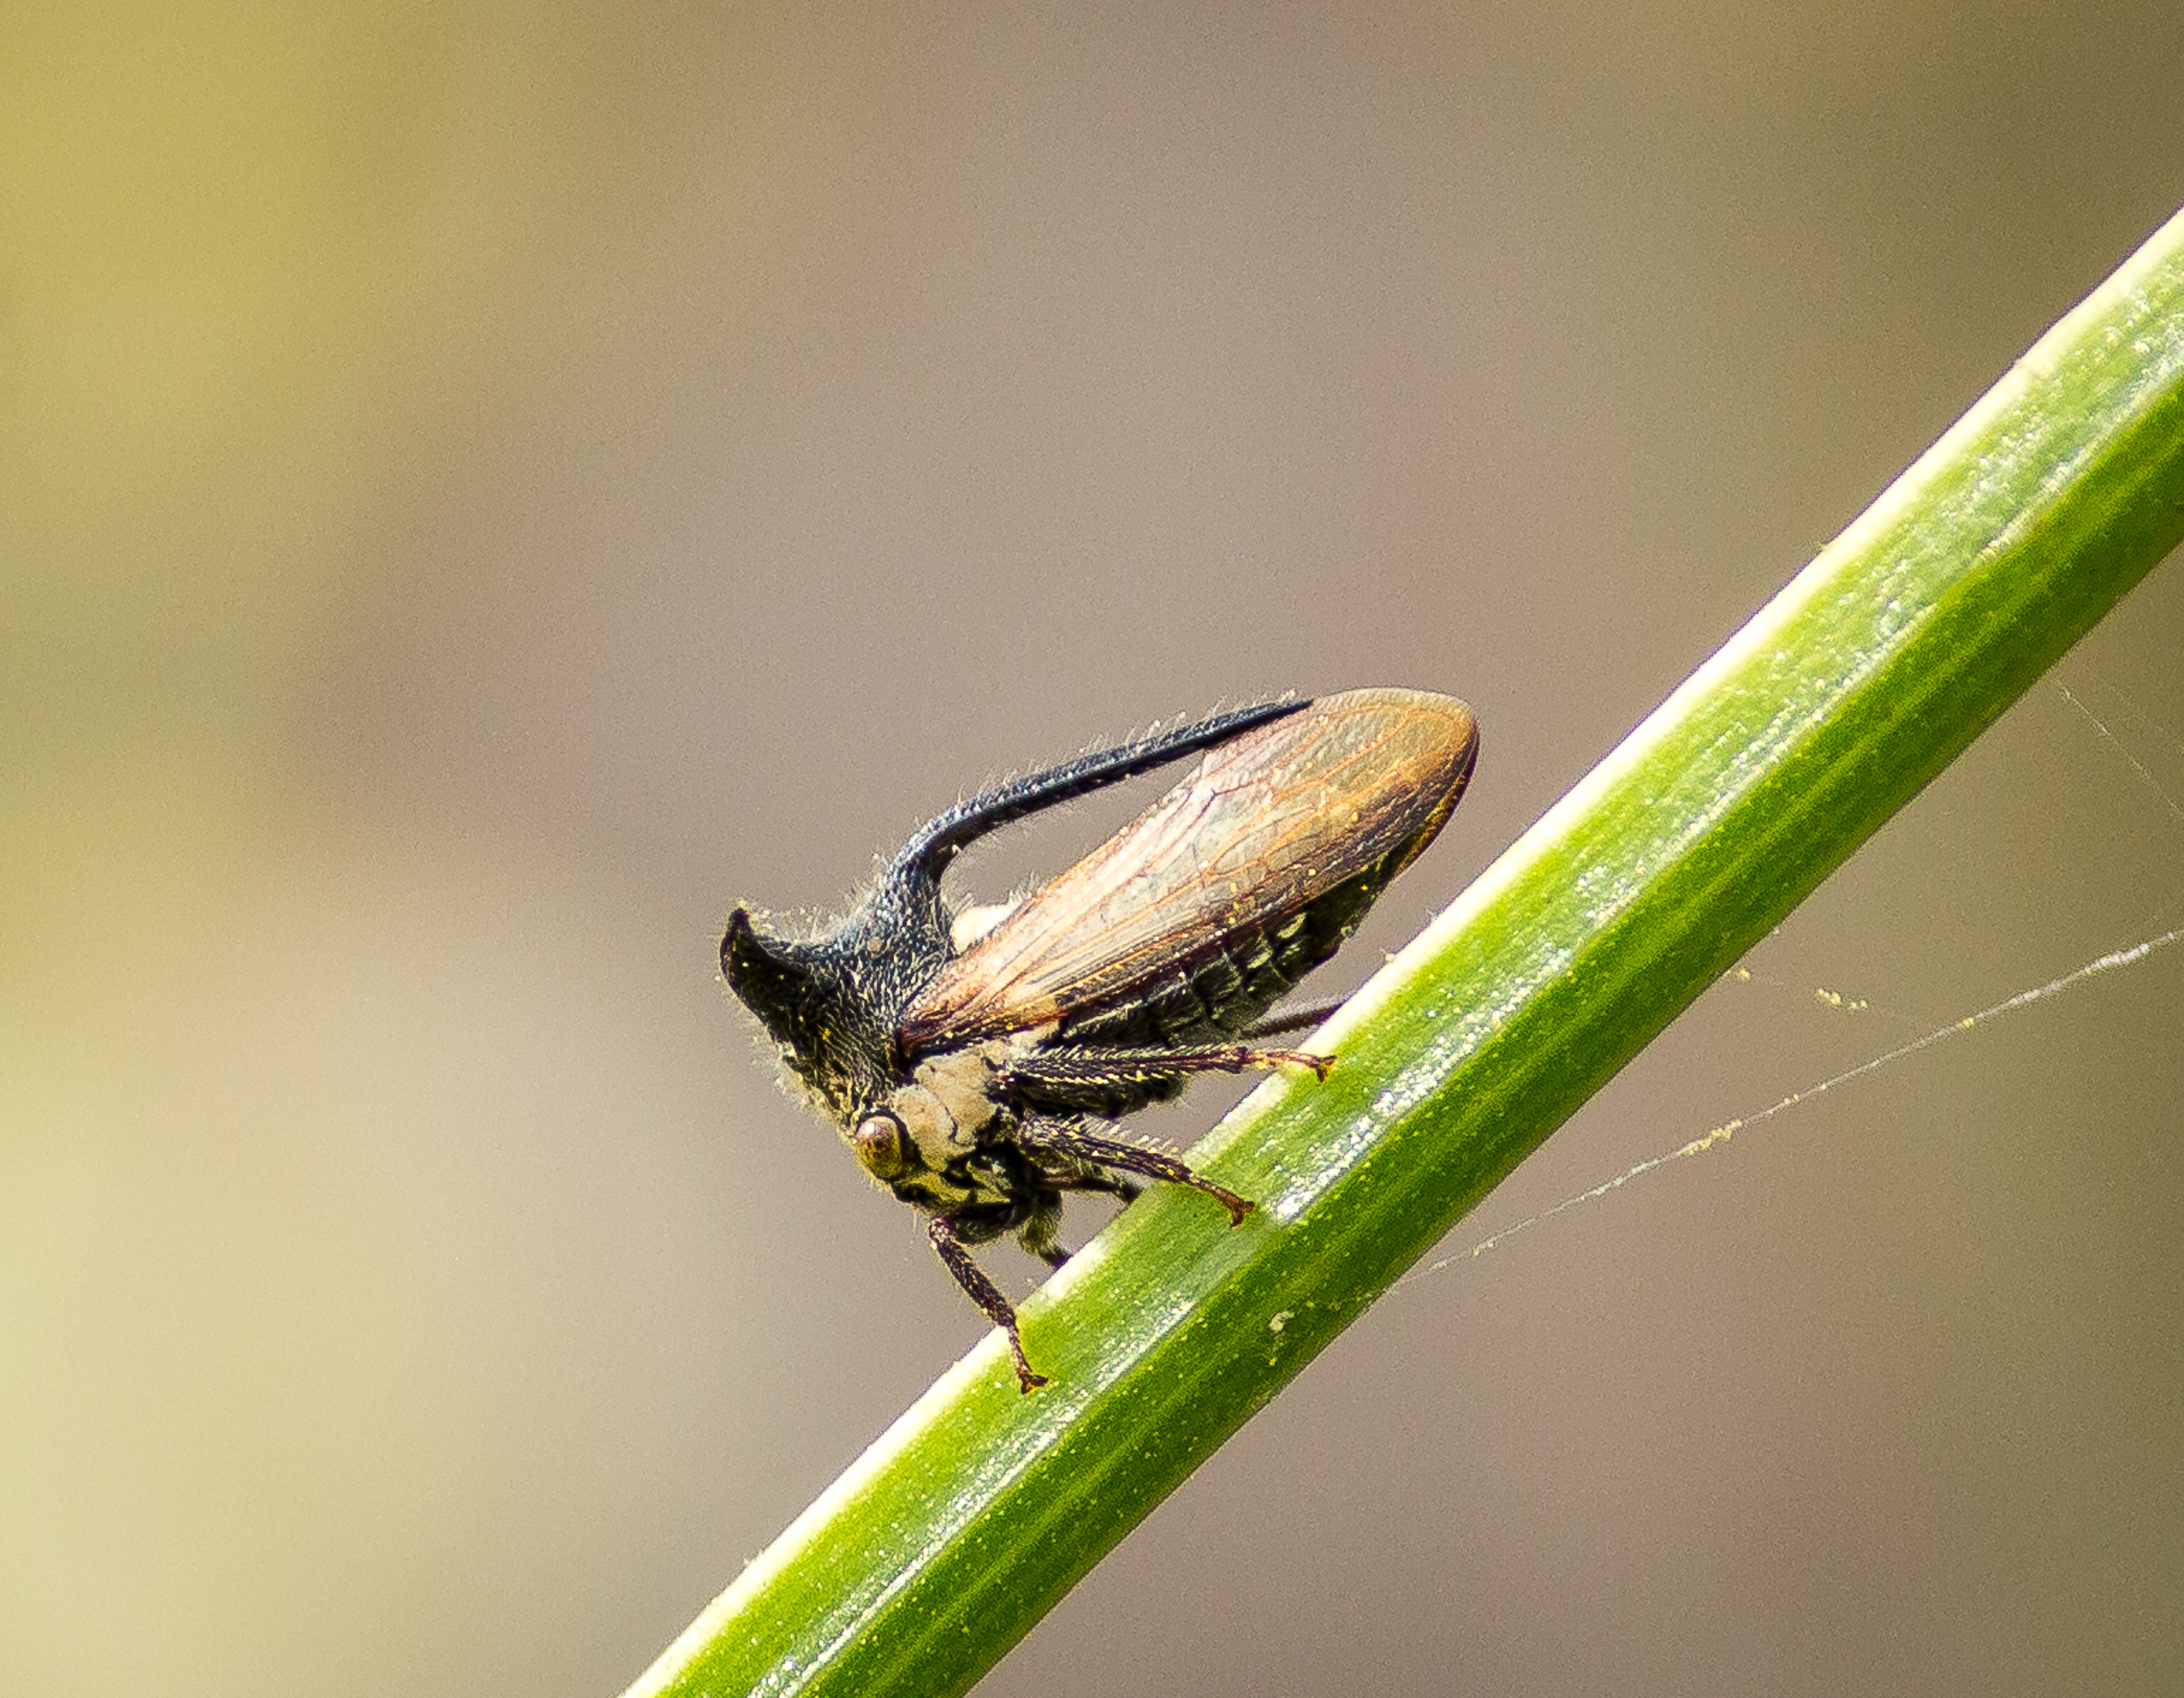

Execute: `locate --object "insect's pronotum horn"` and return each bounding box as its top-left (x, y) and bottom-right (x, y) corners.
top-left (891, 697), bottom-right (1309, 883)
top-left (720, 908), bottom-right (824, 1044)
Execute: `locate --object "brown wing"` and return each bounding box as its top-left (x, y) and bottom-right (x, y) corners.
top-left (895, 688), bottom-right (1479, 1054)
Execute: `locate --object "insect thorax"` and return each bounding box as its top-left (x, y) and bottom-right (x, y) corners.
top-left (722, 879), bottom-right (955, 1120)
top-left (855, 1038), bottom-right (1035, 1212)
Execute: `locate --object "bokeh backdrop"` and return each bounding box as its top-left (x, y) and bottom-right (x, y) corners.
top-left (5, 5), bottom-right (2181, 1695)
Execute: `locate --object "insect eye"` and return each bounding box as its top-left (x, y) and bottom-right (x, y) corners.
top-left (852, 1110), bottom-right (911, 1180)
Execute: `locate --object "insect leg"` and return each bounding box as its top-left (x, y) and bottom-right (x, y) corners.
top-left (999, 1043), bottom-right (1335, 1110)
top-left (1013, 1192), bottom-right (1070, 1269)
top-left (1019, 1169), bottom-right (1146, 1268)
top-left (1014, 1119), bottom-right (1255, 1226)
top-left (1042, 1170), bottom-right (1145, 1205)
top-left (928, 1214), bottom-right (1049, 1393)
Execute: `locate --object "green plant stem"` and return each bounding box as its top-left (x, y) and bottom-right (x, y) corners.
top-left (630, 206), bottom-right (2184, 1698)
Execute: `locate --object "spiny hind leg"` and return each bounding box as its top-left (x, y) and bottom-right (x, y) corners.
top-left (1015, 1119), bottom-right (1254, 1225)
top-left (998, 1044), bottom-right (1333, 1112)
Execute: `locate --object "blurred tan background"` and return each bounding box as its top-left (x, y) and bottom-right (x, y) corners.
top-left (4, 4), bottom-right (2181, 1695)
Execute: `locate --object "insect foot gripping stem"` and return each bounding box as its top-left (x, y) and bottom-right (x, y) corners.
top-left (928, 1214), bottom-right (1049, 1393)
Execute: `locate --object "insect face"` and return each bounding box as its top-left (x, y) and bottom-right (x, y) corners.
top-left (723, 688), bottom-right (1479, 1391)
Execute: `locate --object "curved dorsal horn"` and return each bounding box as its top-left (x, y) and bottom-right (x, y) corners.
top-left (720, 908), bottom-right (822, 1040)
top-left (892, 697), bottom-right (1307, 883)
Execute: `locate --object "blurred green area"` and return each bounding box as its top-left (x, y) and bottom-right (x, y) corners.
top-left (0, 9), bottom-right (859, 1690)
top-left (6, 4), bottom-right (551, 1017)
top-left (2, 4), bottom-right (838, 1000)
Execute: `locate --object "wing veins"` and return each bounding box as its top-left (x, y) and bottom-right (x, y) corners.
top-left (897, 692), bottom-right (1476, 1054)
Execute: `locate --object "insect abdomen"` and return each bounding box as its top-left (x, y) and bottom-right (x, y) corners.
top-left (1063, 866), bottom-right (1383, 1051)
